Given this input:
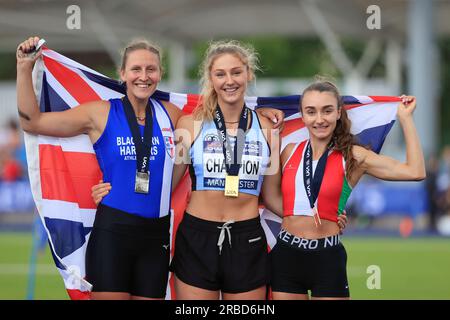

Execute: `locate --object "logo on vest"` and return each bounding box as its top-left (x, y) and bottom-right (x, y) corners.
top-left (162, 128), bottom-right (175, 159)
top-left (116, 136), bottom-right (159, 160)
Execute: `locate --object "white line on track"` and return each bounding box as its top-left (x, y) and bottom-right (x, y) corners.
top-left (0, 264), bottom-right (57, 275)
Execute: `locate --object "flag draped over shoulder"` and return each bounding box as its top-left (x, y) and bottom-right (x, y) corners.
top-left (26, 47), bottom-right (399, 300)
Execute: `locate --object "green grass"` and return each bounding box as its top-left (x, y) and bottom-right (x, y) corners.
top-left (0, 233), bottom-right (449, 299)
top-left (0, 232), bottom-right (67, 300)
top-left (344, 238), bottom-right (450, 299)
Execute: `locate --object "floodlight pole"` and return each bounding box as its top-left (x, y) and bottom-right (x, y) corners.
top-left (85, 1), bottom-right (122, 66)
top-left (299, 0), bottom-right (382, 95)
top-left (408, 0), bottom-right (438, 156)
top-left (169, 42), bottom-right (187, 92)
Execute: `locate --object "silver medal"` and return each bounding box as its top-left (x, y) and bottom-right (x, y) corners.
top-left (135, 171), bottom-right (150, 194)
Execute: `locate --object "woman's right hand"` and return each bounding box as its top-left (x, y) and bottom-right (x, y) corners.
top-left (337, 212), bottom-right (348, 235)
top-left (91, 180), bottom-right (112, 206)
top-left (16, 36), bottom-right (42, 67)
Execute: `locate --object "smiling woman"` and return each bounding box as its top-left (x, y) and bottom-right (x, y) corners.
top-left (16, 36), bottom-right (182, 300)
top-left (17, 36), bottom-right (285, 301)
top-left (209, 54), bottom-right (252, 111)
top-left (169, 40), bottom-right (279, 300)
top-left (119, 40), bottom-right (163, 115)
top-left (262, 79), bottom-right (426, 300)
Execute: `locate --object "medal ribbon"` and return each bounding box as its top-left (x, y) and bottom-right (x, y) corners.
top-left (213, 105), bottom-right (249, 176)
top-left (303, 141), bottom-right (330, 212)
top-left (122, 96), bottom-right (154, 176)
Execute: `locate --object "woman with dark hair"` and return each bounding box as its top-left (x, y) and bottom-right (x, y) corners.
top-left (263, 80), bottom-right (425, 300)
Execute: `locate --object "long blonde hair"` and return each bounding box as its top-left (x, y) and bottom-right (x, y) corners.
top-left (194, 40), bottom-right (260, 121)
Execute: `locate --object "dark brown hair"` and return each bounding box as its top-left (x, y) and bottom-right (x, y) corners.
top-left (301, 80), bottom-right (358, 180)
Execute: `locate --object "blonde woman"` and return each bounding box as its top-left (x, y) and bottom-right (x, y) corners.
top-left (169, 40), bottom-right (281, 300)
top-left (17, 36), bottom-right (183, 300)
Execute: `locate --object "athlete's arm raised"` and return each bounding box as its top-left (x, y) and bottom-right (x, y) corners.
top-left (350, 95), bottom-right (426, 185)
top-left (17, 37), bottom-right (108, 140)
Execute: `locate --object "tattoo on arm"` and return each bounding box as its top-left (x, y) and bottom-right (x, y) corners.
top-left (18, 110), bottom-right (31, 121)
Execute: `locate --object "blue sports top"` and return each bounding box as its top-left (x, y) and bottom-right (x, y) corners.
top-left (189, 109), bottom-right (270, 196)
top-left (93, 98), bottom-right (175, 218)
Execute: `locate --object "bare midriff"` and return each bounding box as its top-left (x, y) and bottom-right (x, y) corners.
top-left (187, 190), bottom-right (259, 222)
top-left (282, 215), bottom-right (340, 239)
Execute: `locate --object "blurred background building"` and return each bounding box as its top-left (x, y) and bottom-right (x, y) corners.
top-left (2, 0), bottom-right (449, 234)
top-left (1, 0), bottom-right (450, 300)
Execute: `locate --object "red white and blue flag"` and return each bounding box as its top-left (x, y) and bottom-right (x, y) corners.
top-left (25, 47), bottom-right (399, 299)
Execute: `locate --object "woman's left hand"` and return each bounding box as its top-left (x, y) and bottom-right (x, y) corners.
top-left (256, 107), bottom-right (285, 130)
top-left (397, 95), bottom-right (416, 121)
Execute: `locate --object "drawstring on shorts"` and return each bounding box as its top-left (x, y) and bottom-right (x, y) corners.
top-left (217, 221), bottom-right (234, 255)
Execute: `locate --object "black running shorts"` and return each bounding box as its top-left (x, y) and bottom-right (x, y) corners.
top-left (270, 229), bottom-right (350, 298)
top-left (170, 212), bottom-right (270, 294)
top-left (85, 204), bottom-right (170, 298)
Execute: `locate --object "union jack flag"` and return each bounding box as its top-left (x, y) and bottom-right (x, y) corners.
top-left (26, 46), bottom-right (399, 299)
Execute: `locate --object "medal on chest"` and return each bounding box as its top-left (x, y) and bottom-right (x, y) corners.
top-left (122, 96), bottom-right (154, 194)
top-left (224, 174), bottom-right (239, 197)
top-left (135, 171), bottom-right (150, 194)
top-left (303, 141), bottom-right (330, 227)
top-left (213, 105), bottom-right (249, 198)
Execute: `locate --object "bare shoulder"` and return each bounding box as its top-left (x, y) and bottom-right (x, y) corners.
top-left (79, 99), bottom-right (110, 109)
top-left (160, 100), bottom-right (182, 124)
top-left (175, 114), bottom-right (196, 137)
top-left (98, 100), bottom-right (110, 107)
top-left (175, 114), bottom-right (197, 146)
top-left (79, 99), bottom-right (110, 119)
top-left (160, 100), bottom-right (180, 113)
top-left (176, 113), bottom-right (195, 128)
top-left (281, 143), bottom-right (296, 158)
top-left (255, 111), bottom-right (273, 130)
top-left (281, 143), bottom-right (297, 166)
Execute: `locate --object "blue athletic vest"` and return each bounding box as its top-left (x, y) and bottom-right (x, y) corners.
top-left (189, 110), bottom-right (270, 196)
top-left (94, 98), bottom-right (175, 218)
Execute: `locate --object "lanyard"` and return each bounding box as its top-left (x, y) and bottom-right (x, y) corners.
top-left (122, 96), bottom-right (153, 175)
top-left (303, 141), bottom-right (329, 209)
top-left (213, 105), bottom-right (249, 176)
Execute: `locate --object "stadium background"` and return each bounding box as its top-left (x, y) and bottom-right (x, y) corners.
top-left (0, 0), bottom-right (449, 299)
